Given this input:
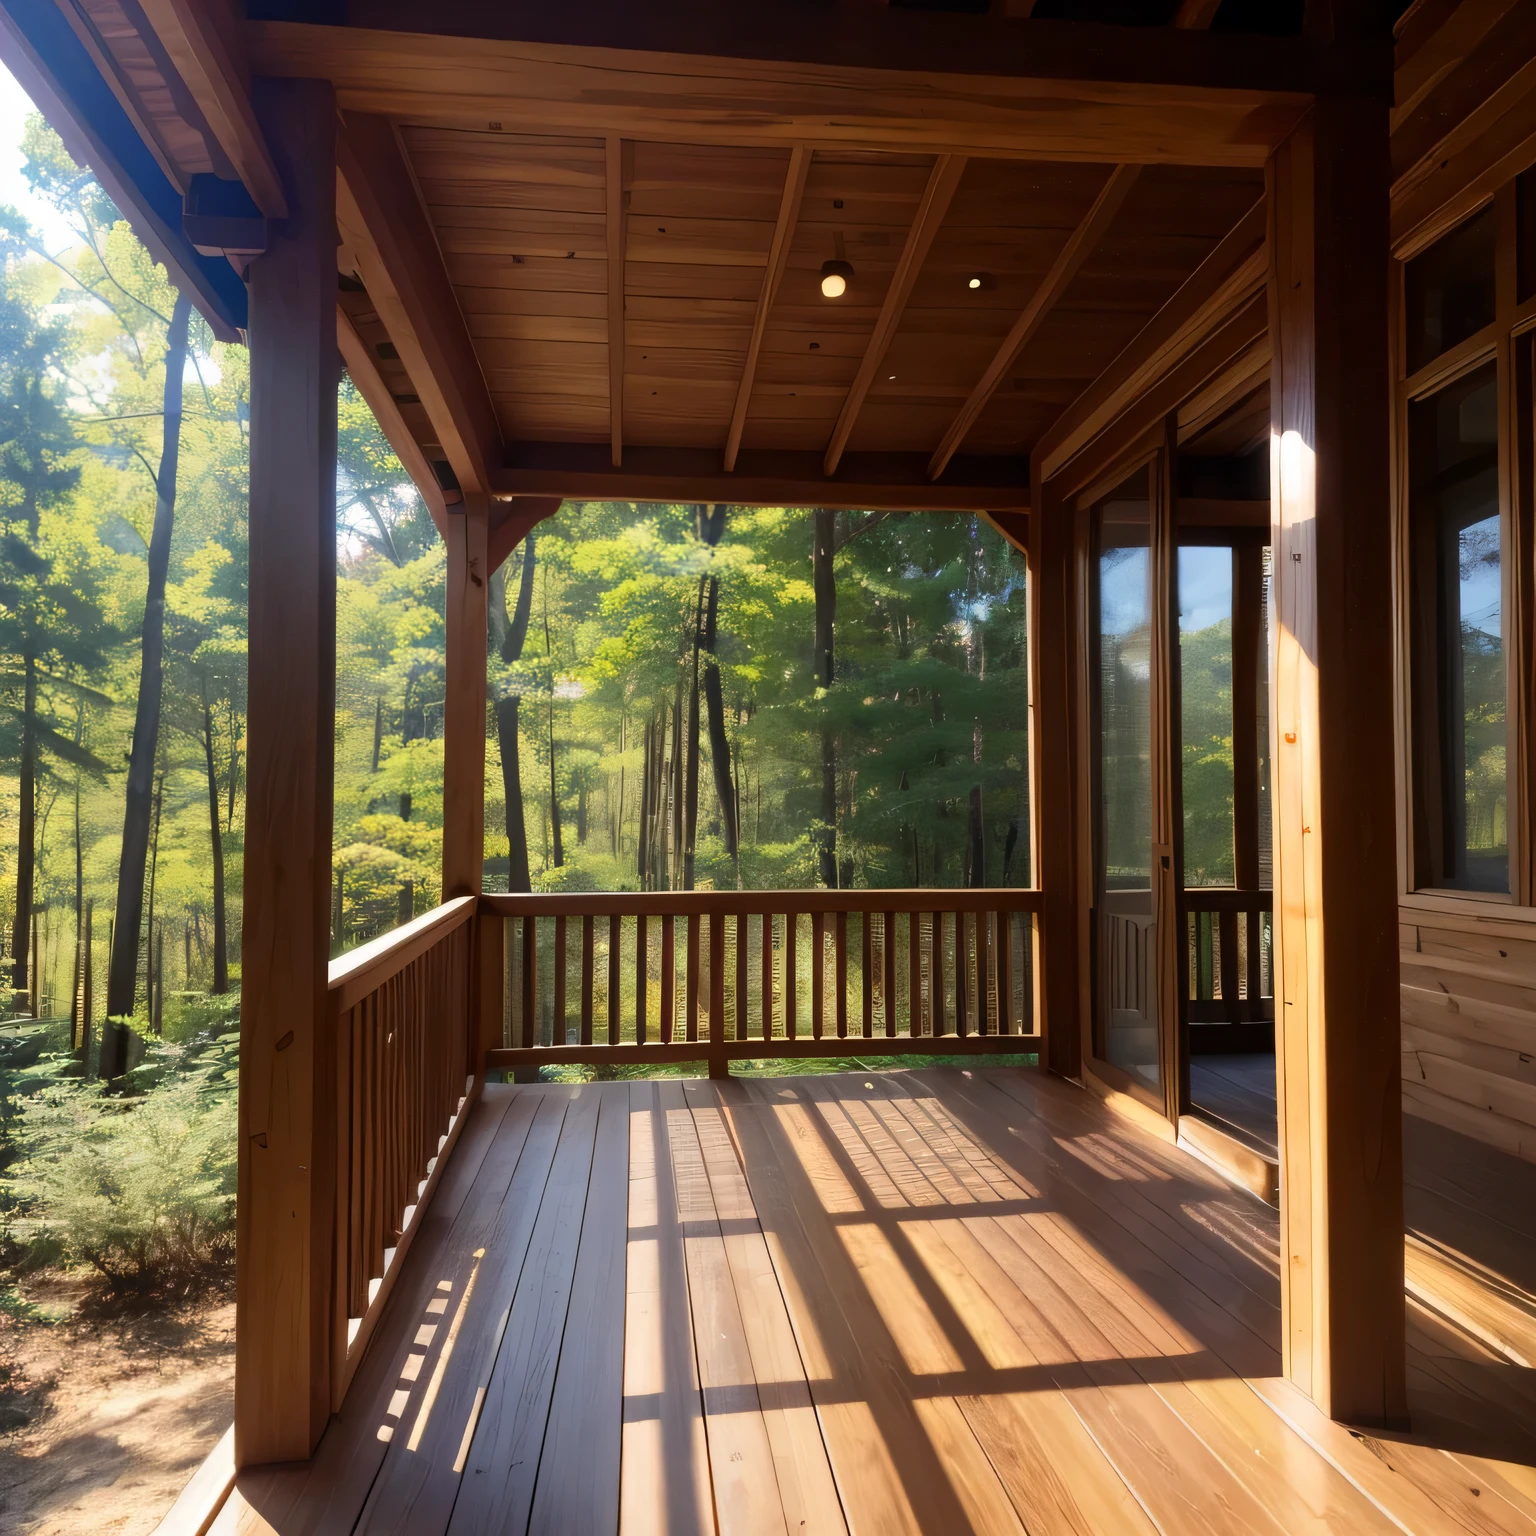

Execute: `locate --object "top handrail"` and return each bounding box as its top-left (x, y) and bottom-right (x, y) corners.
top-left (328, 895), bottom-right (476, 1011)
top-left (479, 887), bottom-right (1043, 918)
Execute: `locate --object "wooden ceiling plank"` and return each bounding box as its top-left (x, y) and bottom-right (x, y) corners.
top-left (337, 305), bottom-right (449, 537)
top-left (724, 144), bottom-right (808, 473)
top-left (137, 0), bottom-right (288, 216)
top-left (1033, 197), bottom-right (1266, 482)
top-left (338, 111), bottom-right (503, 496)
top-left (1393, 0), bottom-right (1521, 129)
top-left (606, 134), bottom-right (626, 466)
top-left (927, 162), bottom-right (1140, 481)
top-left (1175, 337), bottom-right (1270, 443)
top-left (824, 152), bottom-right (967, 477)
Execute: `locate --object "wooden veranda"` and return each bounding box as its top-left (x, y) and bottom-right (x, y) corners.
top-left (4, 0), bottom-right (1535, 1531)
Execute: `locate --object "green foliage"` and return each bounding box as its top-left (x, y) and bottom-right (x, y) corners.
top-left (9, 1040), bottom-right (235, 1288)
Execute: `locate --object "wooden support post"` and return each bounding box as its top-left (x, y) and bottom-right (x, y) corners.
top-left (236, 75), bottom-right (337, 1470)
top-left (1029, 473), bottom-right (1081, 1077)
top-left (443, 496), bottom-right (489, 899)
top-left (1268, 99), bottom-right (1405, 1427)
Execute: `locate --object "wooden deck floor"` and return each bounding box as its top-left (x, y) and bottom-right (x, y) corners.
top-left (217, 1068), bottom-right (1536, 1535)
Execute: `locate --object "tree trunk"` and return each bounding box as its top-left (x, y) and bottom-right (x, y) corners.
top-left (144, 767), bottom-right (165, 1019)
top-left (700, 575), bottom-right (738, 859)
top-left (202, 682), bottom-right (229, 993)
top-left (683, 576), bottom-right (705, 890)
top-left (101, 291), bottom-right (190, 1078)
top-left (153, 922), bottom-right (164, 1034)
top-left (542, 578), bottom-right (564, 870)
top-left (80, 898), bottom-right (93, 1064)
top-left (226, 700), bottom-right (240, 830)
top-left (71, 773), bottom-right (82, 1047)
top-left (812, 507), bottom-right (837, 888)
top-left (370, 696), bottom-right (383, 773)
top-left (495, 536), bottom-right (537, 891)
top-left (10, 647), bottom-right (35, 996)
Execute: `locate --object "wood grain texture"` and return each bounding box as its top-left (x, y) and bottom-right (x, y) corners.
top-left (1269, 101), bottom-right (1406, 1426)
top-left (606, 134), bottom-right (626, 466)
top-left (236, 75), bottom-right (339, 1468)
top-left (442, 498), bottom-right (489, 898)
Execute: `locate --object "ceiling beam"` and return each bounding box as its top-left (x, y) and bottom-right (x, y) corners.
top-left (725, 145), bottom-right (808, 473)
top-left (1176, 336), bottom-right (1270, 444)
top-left (489, 498), bottom-right (562, 573)
top-left (336, 306), bottom-right (449, 537)
top-left (337, 112), bottom-right (503, 496)
top-left (135, 0), bottom-right (288, 217)
top-left (825, 152), bottom-right (967, 478)
top-left (1033, 197), bottom-right (1266, 483)
top-left (606, 135), bottom-right (626, 468)
top-left (247, 5), bottom-right (1382, 106)
top-left (247, 21), bottom-right (1325, 169)
top-left (497, 443), bottom-right (1028, 512)
top-left (927, 163), bottom-right (1140, 482)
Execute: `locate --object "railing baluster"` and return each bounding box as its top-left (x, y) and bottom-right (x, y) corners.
top-left (883, 912), bottom-right (897, 1039)
top-left (734, 915), bottom-right (748, 1042)
top-left (956, 912), bottom-right (970, 1037)
top-left (1218, 909), bottom-right (1238, 1009)
top-left (554, 915), bottom-right (568, 1046)
top-left (581, 914), bottom-right (595, 1046)
top-left (521, 915), bottom-right (536, 1049)
top-left (608, 914), bottom-right (621, 1046)
top-left (785, 913), bottom-right (798, 1039)
top-left (861, 912), bottom-right (874, 1039)
top-left (635, 914), bottom-right (648, 1045)
top-left (908, 910), bottom-right (921, 1038)
top-left (760, 912), bottom-right (773, 1040)
top-left (686, 913), bottom-right (701, 1043)
top-left (661, 913), bottom-right (675, 1044)
top-left (976, 907), bottom-right (991, 1035)
top-left (836, 911), bottom-right (849, 1038)
top-left (935, 913), bottom-right (948, 1035)
top-left (997, 909), bottom-right (1013, 1034)
top-left (1246, 906), bottom-right (1262, 1007)
top-left (812, 911), bottom-right (826, 1040)
top-left (709, 912), bottom-right (725, 1047)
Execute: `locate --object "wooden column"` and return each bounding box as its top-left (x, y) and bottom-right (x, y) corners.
top-left (1268, 98), bottom-right (1406, 1426)
top-left (1029, 471), bottom-right (1081, 1077)
top-left (236, 75), bottom-right (338, 1468)
top-left (443, 495), bottom-right (490, 898)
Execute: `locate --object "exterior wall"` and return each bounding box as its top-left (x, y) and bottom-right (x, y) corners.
top-left (1400, 899), bottom-right (1536, 1161)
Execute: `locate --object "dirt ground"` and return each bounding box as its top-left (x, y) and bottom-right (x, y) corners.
top-left (0, 1275), bottom-right (233, 1536)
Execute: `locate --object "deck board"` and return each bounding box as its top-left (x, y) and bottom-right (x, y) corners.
top-left (220, 1069), bottom-right (1536, 1535)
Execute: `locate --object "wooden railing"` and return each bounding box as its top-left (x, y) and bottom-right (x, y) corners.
top-left (481, 888), bottom-right (1041, 1073)
top-left (1184, 888), bottom-right (1273, 1024)
top-left (326, 896), bottom-right (476, 1405)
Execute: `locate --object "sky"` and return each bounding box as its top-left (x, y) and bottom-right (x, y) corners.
top-left (0, 62), bottom-right (79, 252)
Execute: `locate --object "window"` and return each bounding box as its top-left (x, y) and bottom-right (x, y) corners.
top-left (1407, 363), bottom-right (1507, 893)
top-left (1404, 205), bottom-right (1497, 376)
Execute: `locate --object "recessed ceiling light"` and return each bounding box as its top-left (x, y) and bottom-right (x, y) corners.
top-left (968, 276), bottom-right (981, 289)
top-left (967, 272), bottom-right (995, 291)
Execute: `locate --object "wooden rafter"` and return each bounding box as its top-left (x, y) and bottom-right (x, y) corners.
top-left (725, 145), bottom-right (808, 473)
top-left (336, 306), bottom-right (449, 536)
top-left (1175, 336), bottom-right (1270, 444)
top-left (606, 135), bottom-right (626, 468)
top-left (825, 153), bottom-right (967, 478)
top-left (337, 112), bottom-right (503, 496)
top-left (927, 164), bottom-right (1141, 482)
top-left (1033, 197), bottom-right (1266, 483)
top-left (135, 0), bottom-right (288, 216)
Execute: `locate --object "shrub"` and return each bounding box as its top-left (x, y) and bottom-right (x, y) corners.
top-left (10, 1042), bottom-right (236, 1290)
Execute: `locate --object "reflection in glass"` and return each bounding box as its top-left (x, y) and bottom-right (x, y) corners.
top-left (1096, 496), bottom-right (1159, 1091)
top-left (1178, 546), bottom-right (1235, 888)
top-left (1408, 364), bottom-right (1507, 892)
top-left (1404, 204), bottom-right (1496, 375)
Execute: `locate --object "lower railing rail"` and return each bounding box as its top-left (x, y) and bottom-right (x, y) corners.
top-left (481, 888), bottom-right (1042, 1072)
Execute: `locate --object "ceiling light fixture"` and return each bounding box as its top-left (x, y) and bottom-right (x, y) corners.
top-left (821, 232), bottom-right (853, 299)
top-left (967, 272), bottom-right (994, 291)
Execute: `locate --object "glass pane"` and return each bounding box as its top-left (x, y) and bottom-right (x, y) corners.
top-left (1408, 363), bottom-right (1507, 892)
top-left (1405, 204), bottom-right (1496, 375)
top-left (1097, 495), bottom-right (1159, 1092)
top-left (1178, 546), bottom-right (1235, 887)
